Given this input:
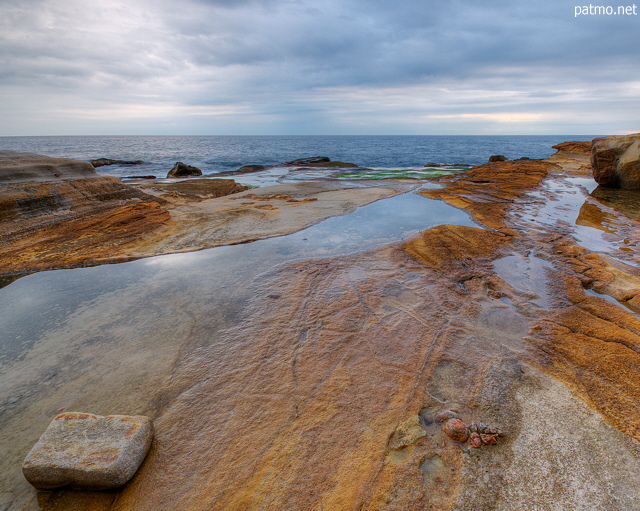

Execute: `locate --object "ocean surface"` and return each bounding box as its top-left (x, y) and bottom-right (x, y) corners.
top-left (0, 135), bottom-right (598, 185)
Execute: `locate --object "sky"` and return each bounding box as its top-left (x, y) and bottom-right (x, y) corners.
top-left (1, 0), bottom-right (639, 135)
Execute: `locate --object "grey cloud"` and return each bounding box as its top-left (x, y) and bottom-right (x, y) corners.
top-left (0, 0), bottom-right (638, 135)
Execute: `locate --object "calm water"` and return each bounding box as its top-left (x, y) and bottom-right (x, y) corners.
top-left (0, 135), bottom-right (598, 180)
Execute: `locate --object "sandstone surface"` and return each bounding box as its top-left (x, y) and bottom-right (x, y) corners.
top-left (591, 133), bottom-right (640, 189)
top-left (2, 142), bottom-right (640, 510)
top-left (0, 151), bottom-right (97, 182)
top-left (23, 412), bottom-right (152, 490)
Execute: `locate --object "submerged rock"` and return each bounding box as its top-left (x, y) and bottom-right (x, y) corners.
top-left (23, 412), bottom-right (153, 491)
top-left (285, 156), bottom-right (331, 166)
top-left (234, 164), bottom-right (269, 173)
top-left (591, 133), bottom-right (640, 190)
top-left (167, 162), bottom-right (203, 178)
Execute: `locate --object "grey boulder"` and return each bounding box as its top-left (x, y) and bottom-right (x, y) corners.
top-left (22, 412), bottom-right (153, 491)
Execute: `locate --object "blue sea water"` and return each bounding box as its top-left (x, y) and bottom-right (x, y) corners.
top-left (0, 135), bottom-right (598, 181)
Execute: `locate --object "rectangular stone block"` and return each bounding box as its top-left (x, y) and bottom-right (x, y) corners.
top-left (22, 412), bottom-right (153, 491)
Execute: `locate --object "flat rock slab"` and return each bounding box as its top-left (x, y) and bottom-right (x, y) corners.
top-left (23, 412), bottom-right (153, 491)
top-left (0, 151), bottom-right (97, 182)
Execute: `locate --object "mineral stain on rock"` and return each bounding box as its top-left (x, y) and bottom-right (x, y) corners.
top-left (3, 139), bottom-right (640, 510)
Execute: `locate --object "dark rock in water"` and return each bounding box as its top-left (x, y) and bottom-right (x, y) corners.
top-left (516, 157), bottom-right (531, 160)
top-left (304, 161), bottom-right (359, 168)
top-left (167, 162), bottom-right (203, 178)
top-left (285, 156), bottom-right (331, 166)
top-left (488, 155), bottom-right (508, 162)
top-left (425, 163), bottom-right (440, 167)
top-left (22, 412), bottom-right (153, 491)
top-left (591, 133), bottom-right (640, 190)
top-left (122, 175), bottom-right (156, 180)
top-left (234, 164), bottom-right (269, 173)
top-left (90, 158), bottom-right (144, 168)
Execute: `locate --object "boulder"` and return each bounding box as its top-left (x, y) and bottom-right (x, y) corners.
top-left (285, 156), bottom-right (331, 166)
top-left (0, 151), bottom-right (97, 182)
top-left (591, 133), bottom-right (640, 190)
top-left (167, 162), bottom-right (203, 178)
top-left (488, 155), bottom-right (508, 162)
top-left (90, 158), bottom-right (144, 168)
top-left (22, 412), bottom-right (153, 491)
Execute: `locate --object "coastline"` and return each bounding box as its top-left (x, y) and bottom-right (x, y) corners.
top-left (2, 140), bottom-right (640, 510)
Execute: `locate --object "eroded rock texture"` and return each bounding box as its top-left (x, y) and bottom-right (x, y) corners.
top-left (5, 143), bottom-right (640, 510)
top-left (591, 133), bottom-right (640, 189)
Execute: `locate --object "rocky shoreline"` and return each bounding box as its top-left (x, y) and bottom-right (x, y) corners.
top-left (1, 138), bottom-right (640, 510)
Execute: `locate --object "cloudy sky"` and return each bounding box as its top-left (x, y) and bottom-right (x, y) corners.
top-left (1, 0), bottom-right (639, 135)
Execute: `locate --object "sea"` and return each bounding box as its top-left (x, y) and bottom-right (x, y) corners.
top-left (0, 135), bottom-right (598, 185)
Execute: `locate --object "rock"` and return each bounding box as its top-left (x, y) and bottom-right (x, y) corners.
top-left (122, 175), bottom-right (156, 180)
top-left (22, 412), bottom-right (153, 491)
top-left (388, 415), bottom-right (426, 450)
top-left (551, 141), bottom-right (592, 154)
top-left (138, 178), bottom-right (249, 200)
top-left (304, 161), bottom-right (359, 168)
top-left (234, 164), bottom-right (268, 173)
top-left (90, 159), bottom-right (144, 168)
top-left (488, 155), bottom-right (508, 162)
top-left (591, 133), bottom-right (640, 190)
top-left (167, 162), bottom-right (203, 178)
top-left (285, 156), bottom-right (331, 166)
top-left (0, 151), bottom-right (97, 182)
top-left (443, 418), bottom-right (469, 442)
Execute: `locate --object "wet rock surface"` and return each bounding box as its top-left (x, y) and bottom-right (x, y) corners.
top-left (2, 142), bottom-right (640, 510)
top-left (23, 412), bottom-right (152, 491)
top-left (167, 162), bottom-right (203, 178)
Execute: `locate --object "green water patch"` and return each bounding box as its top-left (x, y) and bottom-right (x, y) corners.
top-left (336, 166), bottom-right (471, 180)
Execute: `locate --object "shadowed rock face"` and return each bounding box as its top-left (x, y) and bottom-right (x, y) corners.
top-left (167, 162), bottom-right (202, 178)
top-left (591, 133), bottom-right (640, 189)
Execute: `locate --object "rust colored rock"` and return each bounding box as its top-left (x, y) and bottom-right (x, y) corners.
top-left (421, 159), bottom-right (555, 231)
top-left (23, 412), bottom-right (153, 491)
top-left (480, 433), bottom-right (498, 445)
top-left (469, 432), bottom-right (483, 448)
top-left (443, 418), bottom-right (469, 442)
top-left (591, 133), bottom-right (640, 189)
top-left (552, 141), bottom-right (592, 154)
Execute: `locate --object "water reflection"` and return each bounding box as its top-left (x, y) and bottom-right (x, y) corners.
top-left (0, 191), bottom-right (475, 508)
